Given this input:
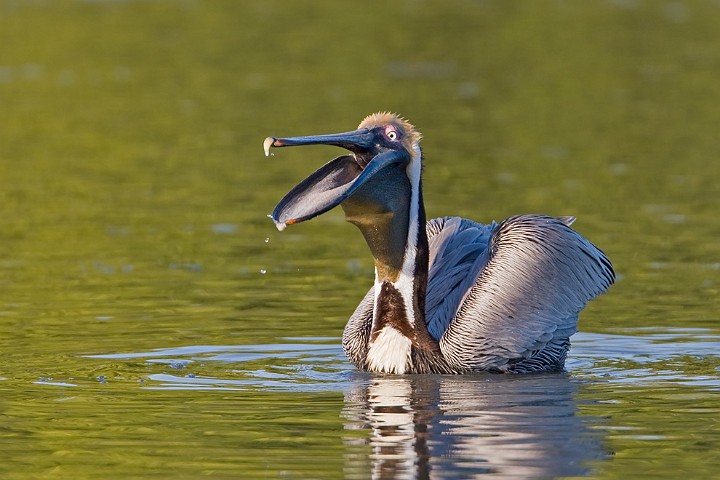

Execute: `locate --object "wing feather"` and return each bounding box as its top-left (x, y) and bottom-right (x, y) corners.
top-left (424, 217), bottom-right (495, 339)
top-left (439, 214), bottom-right (615, 371)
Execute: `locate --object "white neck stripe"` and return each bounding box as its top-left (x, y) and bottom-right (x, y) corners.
top-left (395, 144), bottom-right (423, 325)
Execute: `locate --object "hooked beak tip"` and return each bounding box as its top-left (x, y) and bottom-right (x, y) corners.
top-left (274, 218), bottom-right (299, 231)
top-left (267, 213), bottom-right (289, 231)
top-left (263, 137), bottom-right (277, 157)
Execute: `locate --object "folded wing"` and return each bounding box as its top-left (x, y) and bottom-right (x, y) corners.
top-left (437, 214), bottom-right (615, 371)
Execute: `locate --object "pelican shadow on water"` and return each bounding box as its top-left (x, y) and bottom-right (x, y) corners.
top-left (264, 113), bottom-right (614, 374)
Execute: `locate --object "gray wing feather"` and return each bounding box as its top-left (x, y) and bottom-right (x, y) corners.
top-left (342, 288), bottom-right (373, 369)
top-left (424, 217), bottom-right (496, 339)
top-left (439, 214), bottom-right (615, 371)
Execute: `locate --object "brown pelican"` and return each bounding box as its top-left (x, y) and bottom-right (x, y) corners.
top-left (264, 113), bottom-right (614, 374)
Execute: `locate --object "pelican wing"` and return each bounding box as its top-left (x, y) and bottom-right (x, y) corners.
top-left (437, 214), bottom-right (615, 371)
top-left (424, 216), bottom-right (497, 340)
top-left (342, 287), bottom-right (374, 368)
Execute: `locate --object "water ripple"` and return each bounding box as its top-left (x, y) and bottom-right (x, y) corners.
top-left (84, 328), bottom-right (720, 392)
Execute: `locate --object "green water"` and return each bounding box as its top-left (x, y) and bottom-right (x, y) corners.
top-left (1, 0), bottom-right (719, 478)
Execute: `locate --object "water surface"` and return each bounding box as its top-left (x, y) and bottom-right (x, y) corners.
top-left (1, 0), bottom-right (719, 478)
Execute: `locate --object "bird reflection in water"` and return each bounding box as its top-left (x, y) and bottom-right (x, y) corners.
top-left (342, 374), bottom-right (609, 479)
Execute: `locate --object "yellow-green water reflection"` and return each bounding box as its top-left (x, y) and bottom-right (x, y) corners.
top-left (1, 0), bottom-right (719, 478)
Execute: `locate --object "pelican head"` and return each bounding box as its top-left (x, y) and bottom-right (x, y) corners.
top-left (267, 113), bottom-right (436, 373)
top-left (266, 112), bottom-right (426, 282)
top-left (266, 112), bottom-right (421, 222)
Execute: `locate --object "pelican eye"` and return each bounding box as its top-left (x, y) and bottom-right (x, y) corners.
top-left (385, 129), bottom-right (398, 141)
